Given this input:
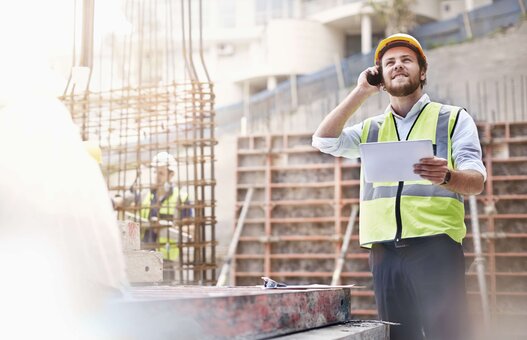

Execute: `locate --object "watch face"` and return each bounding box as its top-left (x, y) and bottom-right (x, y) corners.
top-left (443, 170), bottom-right (451, 184)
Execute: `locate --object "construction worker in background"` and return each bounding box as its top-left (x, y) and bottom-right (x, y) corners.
top-left (141, 152), bottom-right (191, 261)
top-left (113, 151), bottom-right (192, 269)
top-left (313, 33), bottom-right (486, 340)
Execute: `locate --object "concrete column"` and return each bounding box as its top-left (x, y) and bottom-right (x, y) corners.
top-left (290, 74), bottom-right (298, 109)
top-left (242, 81), bottom-right (250, 136)
top-left (267, 76), bottom-right (277, 91)
top-left (361, 14), bottom-right (372, 55)
top-left (293, 0), bottom-right (302, 19)
top-left (465, 0), bottom-right (474, 11)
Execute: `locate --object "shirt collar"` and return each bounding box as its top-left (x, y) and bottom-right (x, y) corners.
top-left (385, 94), bottom-right (430, 120)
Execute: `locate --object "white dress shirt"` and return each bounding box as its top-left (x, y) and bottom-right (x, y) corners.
top-left (312, 94), bottom-right (487, 180)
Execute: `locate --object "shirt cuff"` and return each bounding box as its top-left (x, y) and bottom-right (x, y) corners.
top-left (457, 161), bottom-right (487, 182)
top-left (312, 135), bottom-right (342, 154)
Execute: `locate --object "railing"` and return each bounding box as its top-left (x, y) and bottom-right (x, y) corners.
top-left (428, 75), bottom-right (527, 123)
top-left (216, 53), bottom-right (373, 132)
top-left (411, 0), bottom-right (527, 48)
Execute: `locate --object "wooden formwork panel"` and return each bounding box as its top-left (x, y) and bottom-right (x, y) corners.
top-left (469, 121), bottom-right (527, 338)
top-left (235, 124), bottom-right (527, 336)
top-left (234, 133), bottom-right (371, 317)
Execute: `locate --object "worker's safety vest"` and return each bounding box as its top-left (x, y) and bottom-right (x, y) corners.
top-left (359, 102), bottom-right (465, 247)
top-left (140, 188), bottom-right (190, 260)
top-left (158, 236), bottom-right (179, 261)
top-left (140, 188), bottom-right (189, 221)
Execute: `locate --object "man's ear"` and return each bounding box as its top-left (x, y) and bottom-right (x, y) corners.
top-left (420, 70), bottom-right (426, 81)
top-left (168, 170), bottom-right (175, 179)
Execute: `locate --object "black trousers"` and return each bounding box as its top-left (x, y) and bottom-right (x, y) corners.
top-left (369, 235), bottom-right (469, 340)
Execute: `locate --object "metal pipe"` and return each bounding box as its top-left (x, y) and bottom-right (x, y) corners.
top-left (186, 0), bottom-right (199, 81)
top-left (332, 205), bottom-right (359, 286)
top-left (198, 0), bottom-right (211, 83)
top-left (217, 188), bottom-right (254, 286)
top-left (469, 195), bottom-right (490, 325)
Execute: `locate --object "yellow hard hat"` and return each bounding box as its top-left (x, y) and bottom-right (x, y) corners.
top-left (83, 140), bottom-right (102, 164)
top-left (374, 33), bottom-right (426, 65)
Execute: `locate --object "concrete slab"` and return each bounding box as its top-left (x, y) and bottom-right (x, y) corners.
top-left (124, 250), bottom-right (163, 283)
top-left (275, 321), bottom-right (389, 340)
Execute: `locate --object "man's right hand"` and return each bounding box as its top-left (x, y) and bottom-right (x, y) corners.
top-left (357, 66), bottom-right (382, 96)
top-left (313, 66), bottom-right (381, 138)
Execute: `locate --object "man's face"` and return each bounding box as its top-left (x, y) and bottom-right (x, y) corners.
top-left (381, 46), bottom-right (425, 97)
top-left (154, 166), bottom-right (172, 186)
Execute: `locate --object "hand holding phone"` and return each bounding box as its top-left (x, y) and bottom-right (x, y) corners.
top-left (365, 65), bottom-right (383, 86)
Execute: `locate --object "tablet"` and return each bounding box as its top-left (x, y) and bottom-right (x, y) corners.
top-left (359, 140), bottom-right (433, 183)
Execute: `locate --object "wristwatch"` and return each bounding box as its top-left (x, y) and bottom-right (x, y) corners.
top-left (441, 169), bottom-right (452, 185)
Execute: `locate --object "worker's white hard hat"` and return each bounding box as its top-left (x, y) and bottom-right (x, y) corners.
top-left (151, 151), bottom-right (177, 171)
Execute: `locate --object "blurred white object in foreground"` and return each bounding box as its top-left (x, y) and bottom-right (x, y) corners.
top-left (0, 93), bottom-right (127, 339)
top-left (0, 1), bottom-right (128, 338)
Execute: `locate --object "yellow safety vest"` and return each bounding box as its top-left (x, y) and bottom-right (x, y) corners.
top-left (359, 102), bottom-right (465, 247)
top-left (140, 189), bottom-right (189, 220)
top-left (140, 188), bottom-right (189, 260)
top-left (158, 236), bottom-right (179, 261)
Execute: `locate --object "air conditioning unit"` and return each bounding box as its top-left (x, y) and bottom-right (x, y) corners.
top-left (217, 43), bottom-right (235, 56)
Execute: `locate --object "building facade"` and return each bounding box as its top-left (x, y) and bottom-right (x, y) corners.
top-left (201, 0), bottom-right (492, 106)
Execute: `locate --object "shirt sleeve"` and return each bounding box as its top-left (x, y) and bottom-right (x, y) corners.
top-left (311, 122), bottom-right (363, 159)
top-left (451, 109), bottom-right (487, 181)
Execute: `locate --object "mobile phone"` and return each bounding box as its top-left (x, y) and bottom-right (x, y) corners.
top-left (366, 66), bottom-right (383, 86)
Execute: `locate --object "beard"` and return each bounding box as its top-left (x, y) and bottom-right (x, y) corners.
top-left (384, 73), bottom-right (422, 97)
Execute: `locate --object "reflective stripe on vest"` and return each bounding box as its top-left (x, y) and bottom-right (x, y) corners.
top-left (359, 102), bottom-right (465, 247)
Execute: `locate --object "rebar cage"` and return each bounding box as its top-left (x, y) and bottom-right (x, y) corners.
top-left (60, 0), bottom-right (217, 284)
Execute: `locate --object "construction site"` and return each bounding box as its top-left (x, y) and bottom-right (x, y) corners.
top-left (1, 0), bottom-right (526, 339)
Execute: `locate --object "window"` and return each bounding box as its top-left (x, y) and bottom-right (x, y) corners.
top-left (220, 0), bottom-right (236, 28)
top-left (255, 0), bottom-right (294, 25)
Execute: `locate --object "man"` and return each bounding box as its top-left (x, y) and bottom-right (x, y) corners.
top-left (312, 33), bottom-right (486, 340)
top-left (115, 151), bottom-right (192, 265)
top-left (140, 152), bottom-right (192, 263)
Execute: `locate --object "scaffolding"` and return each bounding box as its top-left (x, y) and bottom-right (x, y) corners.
top-left (61, 0), bottom-right (217, 284)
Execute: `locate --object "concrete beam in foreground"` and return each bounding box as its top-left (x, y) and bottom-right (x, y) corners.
top-left (101, 286), bottom-right (354, 339)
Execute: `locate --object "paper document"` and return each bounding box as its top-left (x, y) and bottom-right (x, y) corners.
top-left (359, 140), bottom-right (433, 182)
top-left (262, 284), bottom-right (360, 290)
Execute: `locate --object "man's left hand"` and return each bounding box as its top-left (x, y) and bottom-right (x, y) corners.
top-left (413, 157), bottom-right (449, 185)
